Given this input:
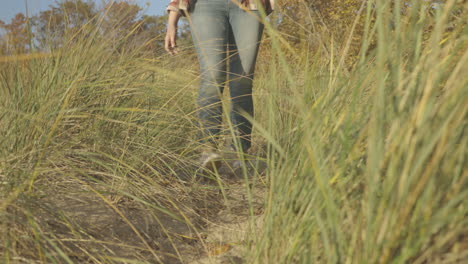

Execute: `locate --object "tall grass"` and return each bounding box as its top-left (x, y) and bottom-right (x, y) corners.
top-left (0, 0), bottom-right (466, 263)
top-left (0, 13), bottom-right (210, 263)
top-left (249, 0), bottom-right (466, 263)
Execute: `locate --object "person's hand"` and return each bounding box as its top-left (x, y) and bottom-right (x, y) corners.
top-left (165, 11), bottom-right (180, 55)
top-left (165, 24), bottom-right (178, 55)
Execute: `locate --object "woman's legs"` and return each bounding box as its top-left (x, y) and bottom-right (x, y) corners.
top-left (228, 5), bottom-right (264, 153)
top-left (189, 0), bottom-right (263, 154)
top-left (190, 1), bottom-right (229, 148)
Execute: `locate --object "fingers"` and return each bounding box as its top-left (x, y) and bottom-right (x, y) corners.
top-left (171, 36), bottom-right (179, 55)
top-left (165, 11), bottom-right (180, 55)
top-left (165, 31), bottom-right (178, 55)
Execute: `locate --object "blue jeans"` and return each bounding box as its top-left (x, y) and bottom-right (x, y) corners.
top-left (188, 0), bottom-right (264, 153)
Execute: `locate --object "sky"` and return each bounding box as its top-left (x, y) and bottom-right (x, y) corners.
top-left (0, 0), bottom-right (167, 23)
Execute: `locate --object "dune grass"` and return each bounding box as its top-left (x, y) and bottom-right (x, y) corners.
top-left (0, 16), bottom-right (207, 262)
top-left (248, 0), bottom-right (467, 263)
top-left (1, 0), bottom-right (466, 263)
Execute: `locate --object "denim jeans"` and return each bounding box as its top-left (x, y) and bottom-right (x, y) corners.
top-left (188, 0), bottom-right (264, 153)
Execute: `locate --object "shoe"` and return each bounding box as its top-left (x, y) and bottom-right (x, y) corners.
top-left (199, 149), bottom-right (223, 172)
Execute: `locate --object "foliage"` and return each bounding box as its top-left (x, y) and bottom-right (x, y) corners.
top-left (0, 0), bottom-right (179, 55)
top-left (0, 13), bottom-right (30, 54)
top-left (0, 0), bottom-right (466, 263)
top-left (33, 0), bottom-right (96, 48)
top-left (249, 0), bottom-right (467, 263)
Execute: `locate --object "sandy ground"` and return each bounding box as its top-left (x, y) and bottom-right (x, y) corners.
top-left (31, 159), bottom-right (267, 263)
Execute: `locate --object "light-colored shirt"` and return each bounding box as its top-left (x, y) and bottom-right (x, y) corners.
top-left (166, 0), bottom-right (275, 15)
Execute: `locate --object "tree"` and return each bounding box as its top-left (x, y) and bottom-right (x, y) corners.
top-left (33, 0), bottom-right (96, 49)
top-left (0, 0), bottom-right (190, 56)
top-left (0, 13), bottom-right (30, 54)
top-left (101, 1), bottom-right (142, 39)
top-left (275, 0), bottom-right (459, 66)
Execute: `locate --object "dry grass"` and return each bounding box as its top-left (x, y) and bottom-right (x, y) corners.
top-left (1, 0), bottom-right (467, 263)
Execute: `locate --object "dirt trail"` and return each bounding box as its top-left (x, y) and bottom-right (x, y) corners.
top-left (193, 181), bottom-right (266, 264)
top-left (33, 160), bottom-right (267, 263)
